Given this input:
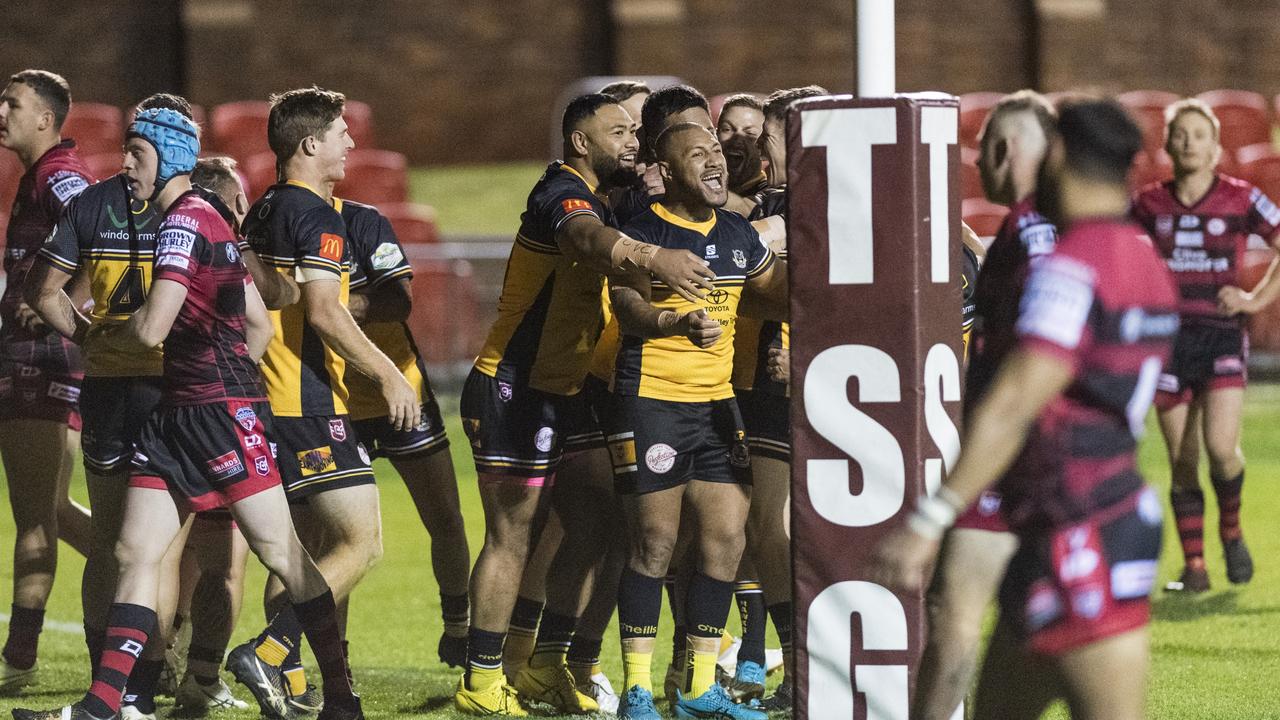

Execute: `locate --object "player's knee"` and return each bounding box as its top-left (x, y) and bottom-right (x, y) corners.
top-left (630, 532), bottom-right (677, 577)
top-left (1205, 442), bottom-right (1242, 475)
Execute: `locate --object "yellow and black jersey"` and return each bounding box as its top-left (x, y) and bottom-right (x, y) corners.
top-left (340, 199), bottom-right (431, 421)
top-left (473, 162), bottom-right (612, 396)
top-left (614, 204), bottom-right (774, 402)
top-left (961, 243), bottom-right (979, 362)
top-left (734, 186), bottom-right (789, 395)
top-left (242, 181), bottom-right (352, 417)
top-left (589, 286), bottom-right (619, 382)
top-left (39, 175), bottom-right (164, 377)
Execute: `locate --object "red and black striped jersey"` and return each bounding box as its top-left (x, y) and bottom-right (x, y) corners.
top-left (1000, 218), bottom-right (1178, 529)
top-left (967, 194), bottom-right (1057, 407)
top-left (152, 191), bottom-right (262, 405)
top-left (2, 140), bottom-right (91, 327)
top-left (1130, 174), bottom-right (1280, 329)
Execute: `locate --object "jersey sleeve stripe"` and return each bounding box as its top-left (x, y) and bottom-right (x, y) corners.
top-left (369, 265), bottom-right (413, 287)
top-left (554, 208), bottom-right (600, 230)
top-left (746, 249), bottom-right (776, 277)
top-left (37, 248), bottom-right (79, 274)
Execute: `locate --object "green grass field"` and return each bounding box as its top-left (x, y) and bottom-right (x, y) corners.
top-left (1, 385), bottom-right (1280, 719)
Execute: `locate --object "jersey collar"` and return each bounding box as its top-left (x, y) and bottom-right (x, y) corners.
top-left (558, 162), bottom-right (597, 194)
top-left (286, 179), bottom-right (342, 211)
top-left (653, 202), bottom-right (716, 236)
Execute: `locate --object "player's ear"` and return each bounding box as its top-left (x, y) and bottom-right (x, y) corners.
top-left (35, 107), bottom-right (53, 133)
top-left (570, 129), bottom-right (590, 156)
top-left (658, 160), bottom-right (673, 183)
top-left (301, 135), bottom-right (317, 157)
top-left (234, 192), bottom-right (249, 219)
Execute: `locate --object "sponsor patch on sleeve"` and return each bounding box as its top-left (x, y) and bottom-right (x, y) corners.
top-left (156, 227), bottom-right (197, 270)
top-left (370, 242), bottom-right (405, 270)
top-left (319, 233), bottom-right (344, 262)
top-left (49, 172), bottom-right (89, 203)
top-left (1016, 255), bottom-right (1096, 350)
top-left (561, 198), bottom-right (593, 214)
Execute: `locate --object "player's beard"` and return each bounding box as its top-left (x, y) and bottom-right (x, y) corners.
top-left (594, 152), bottom-right (633, 191)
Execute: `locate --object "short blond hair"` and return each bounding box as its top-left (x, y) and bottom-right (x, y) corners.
top-left (1164, 98), bottom-right (1221, 142)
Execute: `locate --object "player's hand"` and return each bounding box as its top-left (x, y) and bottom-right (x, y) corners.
top-left (650, 248), bottom-right (715, 302)
top-left (643, 163), bottom-right (665, 196)
top-left (868, 524), bottom-right (941, 593)
top-left (380, 372), bottom-right (421, 433)
top-left (14, 303), bottom-right (45, 332)
top-left (766, 347), bottom-right (790, 385)
top-left (1217, 285), bottom-right (1255, 316)
top-left (678, 309), bottom-right (722, 348)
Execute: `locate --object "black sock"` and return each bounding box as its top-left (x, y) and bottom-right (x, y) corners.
top-left (683, 573), bottom-right (733, 693)
top-left (734, 581), bottom-right (766, 667)
top-left (509, 595), bottom-right (544, 637)
top-left (441, 592), bottom-right (469, 637)
top-left (81, 603), bottom-right (156, 719)
top-left (123, 658), bottom-right (164, 713)
top-left (292, 591), bottom-right (354, 710)
top-left (1211, 470), bottom-right (1245, 543)
top-left (85, 624), bottom-right (105, 673)
top-left (566, 634), bottom-right (603, 672)
top-left (255, 605), bottom-right (304, 667)
top-left (766, 602), bottom-right (793, 652)
top-left (2, 605), bottom-right (44, 670)
top-left (465, 628), bottom-right (506, 689)
top-left (188, 644), bottom-right (224, 686)
top-left (529, 610), bottom-right (576, 667)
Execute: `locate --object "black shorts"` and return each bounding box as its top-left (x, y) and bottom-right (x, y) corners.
top-left (272, 414), bottom-right (375, 501)
top-left (1155, 323), bottom-right (1247, 408)
top-left (1000, 487), bottom-right (1163, 656)
top-left (460, 369), bottom-right (574, 483)
top-left (0, 329), bottom-right (83, 429)
top-left (80, 375), bottom-right (164, 474)
top-left (735, 387), bottom-right (789, 462)
top-left (605, 395), bottom-right (750, 495)
top-left (563, 375), bottom-right (608, 454)
top-left (352, 393), bottom-right (449, 460)
top-left (129, 400), bottom-right (281, 512)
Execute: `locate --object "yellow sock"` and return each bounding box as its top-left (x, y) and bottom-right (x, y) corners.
top-left (591, 661), bottom-right (602, 677)
top-left (467, 664), bottom-right (504, 692)
top-left (254, 636), bottom-right (289, 667)
top-left (283, 666), bottom-right (307, 696)
top-left (623, 650), bottom-right (653, 692)
top-left (686, 646), bottom-right (717, 697)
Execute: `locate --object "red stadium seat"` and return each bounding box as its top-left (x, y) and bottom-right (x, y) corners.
top-left (961, 197), bottom-right (1007, 242)
top-left (958, 92), bottom-right (1003, 149)
top-left (1196, 90), bottom-right (1272, 155)
top-left (405, 259), bottom-right (480, 363)
top-left (344, 100), bottom-right (375, 149)
top-left (336, 149), bottom-right (408, 205)
top-left (960, 146), bottom-right (983, 201)
top-left (1236, 150), bottom-right (1280, 204)
top-left (210, 101), bottom-right (272, 162)
top-left (83, 152), bottom-right (122, 181)
top-left (1129, 150), bottom-right (1172, 191)
top-left (1118, 89), bottom-right (1180, 156)
top-left (63, 102), bottom-right (124, 157)
top-left (1235, 142), bottom-right (1277, 169)
top-left (1242, 248), bottom-right (1280, 352)
top-left (239, 151), bottom-right (278, 200)
top-left (379, 202), bottom-right (439, 244)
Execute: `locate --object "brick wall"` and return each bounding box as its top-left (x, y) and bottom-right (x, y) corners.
top-left (2, 0), bottom-right (1279, 164)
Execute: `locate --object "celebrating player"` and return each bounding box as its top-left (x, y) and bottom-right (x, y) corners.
top-left (714, 94), bottom-right (766, 197)
top-left (911, 90), bottom-right (1058, 720)
top-left (0, 69), bottom-right (93, 691)
top-left (607, 123), bottom-right (786, 720)
top-left (872, 100), bottom-right (1177, 720)
top-left (1130, 98), bottom-right (1280, 593)
top-left (13, 107), bottom-right (362, 720)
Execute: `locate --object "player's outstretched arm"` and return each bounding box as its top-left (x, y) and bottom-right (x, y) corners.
top-left (609, 275), bottom-right (721, 348)
top-left (870, 349), bottom-right (1074, 593)
top-left (557, 214), bottom-right (715, 302)
top-left (243, 278), bottom-right (273, 361)
top-left (23, 260), bottom-right (91, 343)
top-left (347, 278), bottom-right (412, 325)
top-left (300, 279), bottom-right (420, 431)
top-left (240, 246), bottom-right (300, 310)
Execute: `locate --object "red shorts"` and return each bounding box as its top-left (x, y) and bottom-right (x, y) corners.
top-left (129, 399), bottom-right (281, 513)
top-left (953, 489), bottom-right (1010, 533)
top-left (0, 331), bottom-right (83, 430)
top-left (999, 487), bottom-right (1163, 656)
top-left (1154, 323), bottom-right (1246, 410)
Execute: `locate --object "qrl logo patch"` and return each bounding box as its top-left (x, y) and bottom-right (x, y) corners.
top-left (235, 407), bottom-right (257, 431)
top-left (254, 456), bottom-right (271, 476)
top-left (329, 418), bottom-right (347, 442)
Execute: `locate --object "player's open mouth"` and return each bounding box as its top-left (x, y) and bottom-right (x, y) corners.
top-left (701, 171), bottom-right (723, 191)
top-left (619, 151), bottom-right (637, 165)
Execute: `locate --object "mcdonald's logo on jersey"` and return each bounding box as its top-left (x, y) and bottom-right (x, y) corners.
top-left (319, 232), bottom-right (344, 262)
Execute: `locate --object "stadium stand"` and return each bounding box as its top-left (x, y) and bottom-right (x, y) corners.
top-left (380, 202), bottom-right (440, 244)
top-left (61, 102), bottom-right (123, 157)
top-left (1197, 89), bottom-right (1272, 155)
top-left (961, 197), bottom-right (1007, 244)
top-left (210, 100), bottom-right (272, 161)
top-left (1118, 89), bottom-right (1181, 156)
top-left (239, 151), bottom-right (277, 199)
top-left (1236, 145), bottom-right (1280, 205)
top-left (344, 99), bottom-right (376, 149)
top-left (335, 149), bottom-right (408, 205)
top-left (960, 146), bottom-right (983, 201)
top-left (958, 91), bottom-right (1003, 149)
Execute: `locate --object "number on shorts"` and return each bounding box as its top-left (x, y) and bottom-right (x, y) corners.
top-left (105, 266), bottom-right (146, 316)
top-left (1126, 356), bottom-right (1163, 438)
